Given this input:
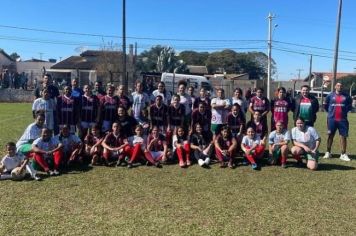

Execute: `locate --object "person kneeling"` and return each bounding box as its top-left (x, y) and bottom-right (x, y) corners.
top-left (241, 127), bottom-right (265, 170)
top-left (32, 128), bottom-right (63, 176)
top-left (268, 121), bottom-right (290, 168)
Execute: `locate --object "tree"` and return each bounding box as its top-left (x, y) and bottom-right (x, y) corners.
top-left (10, 52), bottom-right (21, 61)
top-left (337, 76), bottom-right (356, 95)
top-left (135, 45), bottom-right (166, 72)
top-left (178, 51), bottom-right (209, 65)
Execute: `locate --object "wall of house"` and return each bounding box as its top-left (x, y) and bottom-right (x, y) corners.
top-left (16, 61), bottom-right (55, 89)
top-left (0, 88), bottom-right (33, 102)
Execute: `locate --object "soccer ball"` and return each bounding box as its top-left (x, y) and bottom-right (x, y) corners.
top-left (11, 167), bottom-right (26, 181)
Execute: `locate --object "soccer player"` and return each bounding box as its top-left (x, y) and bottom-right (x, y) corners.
top-left (172, 126), bottom-right (191, 168)
top-left (32, 88), bottom-right (56, 132)
top-left (116, 106), bottom-right (138, 137)
top-left (248, 87), bottom-right (270, 132)
top-left (98, 84), bottom-right (120, 133)
top-left (211, 88), bottom-right (230, 136)
top-left (323, 82), bottom-right (353, 161)
top-left (126, 125), bottom-right (162, 168)
top-left (191, 102), bottom-right (212, 140)
top-left (268, 121), bottom-right (290, 168)
top-left (230, 88), bottom-right (248, 115)
top-left (131, 81), bottom-right (150, 122)
top-left (215, 125), bottom-right (237, 168)
top-left (190, 123), bottom-right (214, 168)
top-left (167, 95), bottom-right (185, 147)
top-left (193, 88), bottom-right (211, 110)
top-left (83, 124), bottom-right (103, 165)
top-left (16, 112), bottom-right (45, 155)
top-left (80, 85), bottom-right (100, 138)
top-left (226, 103), bottom-right (246, 142)
top-left (241, 127), bottom-right (266, 170)
top-left (117, 84), bottom-right (132, 110)
top-left (57, 86), bottom-right (80, 134)
top-left (56, 125), bottom-right (83, 167)
top-left (293, 85), bottom-right (319, 127)
top-left (32, 128), bottom-right (63, 176)
top-left (149, 95), bottom-right (168, 131)
top-left (291, 117), bottom-right (321, 170)
top-left (147, 126), bottom-right (170, 163)
top-left (270, 87), bottom-right (292, 130)
top-left (0, 142), bottom-right (41, 181)
top-left (102, 122), bottom-right (129, 166)
top-left (246, 111), bottom-right (268, 145)
top-left (151, 81), bottom-right (172, 105)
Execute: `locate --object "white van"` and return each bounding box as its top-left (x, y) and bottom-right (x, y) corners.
top-left (161, 72), bottom-right (213, 96)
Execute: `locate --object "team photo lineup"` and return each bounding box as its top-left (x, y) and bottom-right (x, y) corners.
top-left (0, 74), bottom-right (353, 181)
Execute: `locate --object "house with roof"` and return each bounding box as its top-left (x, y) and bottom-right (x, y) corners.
top-left (306, 72), bottom-right (356, 90)
top-left (49, 49), bottom-right (135, 87)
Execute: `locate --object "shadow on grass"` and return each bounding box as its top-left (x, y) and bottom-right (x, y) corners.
top-left (317, 163), bottom-right (355, 171)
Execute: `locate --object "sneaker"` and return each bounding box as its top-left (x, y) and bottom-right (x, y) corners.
top-left (53, 170), bottom-right (60, 176)
top-left (204, 158), bottom-right (210, 165)
top-left (323, 152), bottom-right (331, 159)
top-left (340, 154), bottom-right (351, 161)
top-left (186, 160), bottom-right (192, 166)
top-left (281, 163), bottom-right (287, 168)
top-left (49, 171), bottom-right (56, 176)
top-left (251, 163), bottom-right (258, 170)
top-left (198, 159), bottom-right (205, 166)
top-left (34, 175), bottom-right (42, 181)
top-left (116, 159), bottom-right (123, 167)
top-left (127, 163), bottom-right (133, 168)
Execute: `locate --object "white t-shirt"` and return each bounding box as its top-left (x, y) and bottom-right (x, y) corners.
top-left (128, 135), bottom-right (147, 149)
top-left (32, 137), bottom-right (61, 154)
top-left (55, 134), bottom-right (81, 153)
top-left (241, 135), bottom-right (261, 148)
top-left (231, 97), bottom-right (248, 114)
top-left (32, 98), bottom-right (56, 130)
top-left (178, 93), bottom-right (192, 116)
top-left (16, 123), bottom-right (42, 151)
top-left (131, 92), bottom-right (150, 120)
top-left (151, 90), bottom-right (172, 105)
top-left (1, 153), bottom-right (25, 172)
top-left (291, 126), bottom-right (320, 149)
top-left (211, 97), bottom-right (230, 124)
top-left (268, 130), bottom-right (291, 145)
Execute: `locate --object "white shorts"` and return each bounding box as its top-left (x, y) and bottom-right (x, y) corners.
top-left (150, 151), bottom-right (164, 160)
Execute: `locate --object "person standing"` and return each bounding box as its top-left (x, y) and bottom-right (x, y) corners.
top-left (323, 82), bottom-right (352, 161)
top-left (293, 85), bottom-right (319, 127)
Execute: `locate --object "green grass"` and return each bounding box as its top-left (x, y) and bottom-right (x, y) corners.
top-left (0, 103), bottom-right (355, 235)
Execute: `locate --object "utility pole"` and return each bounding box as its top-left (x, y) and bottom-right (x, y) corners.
top-left (267, 13), bottom-right (274, 100)
top-left (296, 69), bottom-right (303, 80)
top-left (332, 0), bottom-right (343, 89)
top-left (308, 54), bottom-right (313, 84)
top-left (122, 0), bottom-right (127, 92)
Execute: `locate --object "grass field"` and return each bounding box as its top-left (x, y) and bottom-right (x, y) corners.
top-left (0, 103), bottom-right (355, 235)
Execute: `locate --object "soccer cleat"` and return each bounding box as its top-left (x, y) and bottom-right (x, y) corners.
top-left (53, 170), bottom-right (60, 176)
top-left (198, 159), bottom-right (205, 166)
top-left (251, 163), bottom-right (258, 170)
top-left (323, 152), bottom-right (331, 159)
top-left (340, 154), bottom-right (351, 162)
top-left (204, 158), bottom-right (210, 165)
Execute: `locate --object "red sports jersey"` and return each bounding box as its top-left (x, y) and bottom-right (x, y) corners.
top-left (226, 113), bottom-right (245, 134)
top-left (147, 134), bottom-right (165, 152)
top-left (334, 94), bottom-right (344, 121)
top-left (150, 104), bottom-right (168, 127)
top-left (84, 134), bottom-right (101, 146)
top-left (271, 98), bottom-right (290, 128)
top-left (81, 95), bottom-right (99, 122)
top-left (250, 96), bottom-right (269, 113)
top-left (193, 97), bottom-right (211, 110)
top-left (216, 135), bottom-right (233, 150)
top-left (104, 132), bottom-right (126, 147)
top-left (168, 104), bottom-right (185, 126)
top-left (57, 95), bottom-right (78, 125)
top-left (100, 95), bottom-right (120, 122)
top-left (118, 95), bottom-right (132, 110)
top-left (191, 109), bottom-right (212, 132)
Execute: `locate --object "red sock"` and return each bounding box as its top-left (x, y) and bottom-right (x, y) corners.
top-left (130, 144), bottom-right (142, 163)
top-left (176, 147), bottom-right (184, 163)
top-left (293, 155), bottom-right (302, 162)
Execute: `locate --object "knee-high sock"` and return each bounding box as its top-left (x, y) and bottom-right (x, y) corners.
top-left (176, 147), bottom-right (185, 163)
top-left (144, 151), bottom-right (156, 165)
top-left (129, 144), bottom-right (142, 163)
top-left (33, 153), bottom-right (50, 172)
top-left (53, 150), bottom-right (62, 170)
top-left (184, 143), bottom-right (191, 161)
top-left (215, 147), bottom-right (225, 162)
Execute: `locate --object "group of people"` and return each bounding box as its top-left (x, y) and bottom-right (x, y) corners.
top-left (0, 73), bottom-right (353, 181)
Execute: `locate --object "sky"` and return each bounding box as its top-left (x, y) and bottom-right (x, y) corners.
top-left (1, 0), bottom-right (356, 81)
